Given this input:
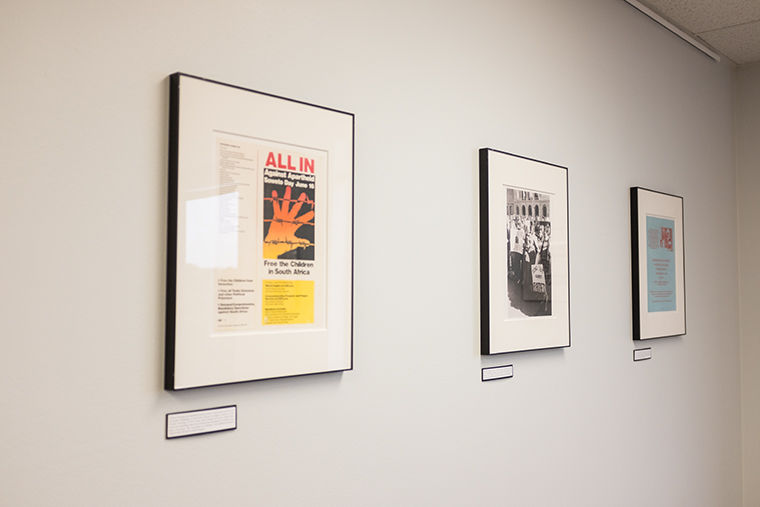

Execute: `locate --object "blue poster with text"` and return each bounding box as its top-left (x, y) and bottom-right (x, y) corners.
top-left (646, 215), bottom-right (676, 312)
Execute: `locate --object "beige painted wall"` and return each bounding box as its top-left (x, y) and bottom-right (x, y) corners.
top-left (0, 1), bottom-right (742, 505)
top-left (737, 62), bottom-right (760, 507)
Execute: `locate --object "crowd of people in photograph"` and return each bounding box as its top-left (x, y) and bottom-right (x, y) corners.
top-left (507, 215), bottom-right (552, 300)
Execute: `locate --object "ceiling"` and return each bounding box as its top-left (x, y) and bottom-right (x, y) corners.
top-left (634, 0), bottom-right (760, 65)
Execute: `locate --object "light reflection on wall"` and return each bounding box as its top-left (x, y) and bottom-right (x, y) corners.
top-left (185, 192), bottom-right (238, 269)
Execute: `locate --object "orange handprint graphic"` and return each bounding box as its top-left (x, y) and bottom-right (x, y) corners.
top-left (263, 185), bottom-right (315, 259)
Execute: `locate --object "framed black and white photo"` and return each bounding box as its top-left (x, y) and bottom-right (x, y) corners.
top-left (165, 73), bottom-right (354, 390)
top-left (479, 148), bottom-right (570, 355)
top-left (630, 187), bottom-right (686, 340)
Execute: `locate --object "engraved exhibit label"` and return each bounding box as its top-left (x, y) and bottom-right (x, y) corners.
top-left (646, 215), bottom-right (676, 312)
top-left (166, 406), bottom-right (237, 439)
top-left (505, 186), bottom-right (553, 319)
top-left (482, 365), bottom-right (514, 381)
top-left (633, 348), bottom-right (653, 361)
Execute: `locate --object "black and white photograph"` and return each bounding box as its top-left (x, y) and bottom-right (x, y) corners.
top-left (505, 187), bottom-right (552, 319)
top-left (479, 148), bottom-right (569, 355)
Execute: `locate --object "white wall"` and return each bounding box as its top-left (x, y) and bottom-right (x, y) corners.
top-left (736, 62), bottom-right (760, 507)
top-left (0, 1), bottom-right (742, 505)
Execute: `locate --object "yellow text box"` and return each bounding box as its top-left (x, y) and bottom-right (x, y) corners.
top-left (262, 280), bottom-right (314, 325)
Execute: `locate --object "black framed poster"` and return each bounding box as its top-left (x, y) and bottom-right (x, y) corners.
top-left (165, 73), bottom-right (354, 390)
top-left (630, 187), bottom-right (686, 340)
top-left (479, 148), bottom-right (570, 355)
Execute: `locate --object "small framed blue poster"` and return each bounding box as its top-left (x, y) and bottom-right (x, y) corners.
top-left (630, 187), bottom-right (686, 340)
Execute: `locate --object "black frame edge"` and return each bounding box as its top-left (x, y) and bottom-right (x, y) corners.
top-left (565, 164), bottom-right (572, 351)
top-left (630, 187), bottom-right (641, 340)
top-left (172, 72), bottom-right (353, 118)
top-left (349, 113), bottom-right (355, 372)
top-left (165, 73), bottom-right (181, 390)
top-left (483, 147), bottom-right (567, 170)
top-left (169, 367), bottom-right (351, 392)
top-left (680, 194), bottom-right (687, 337)
top-left (479, 148), bottom-right (491, 355)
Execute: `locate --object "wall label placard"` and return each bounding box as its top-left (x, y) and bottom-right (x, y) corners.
top-left (166, 405), bottom-right (237, 439)
top-left (482, 364), bottom-right (514, 381)
top-left (633, 348), bottom-right (652, 361)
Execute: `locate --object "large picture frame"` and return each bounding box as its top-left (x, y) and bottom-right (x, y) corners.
top-left (479, 148), bottom-right (570, 355)
top-left (630, 187), bottom-right (686, 340)
top-left (165, 73), bottom-right (354, 390)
